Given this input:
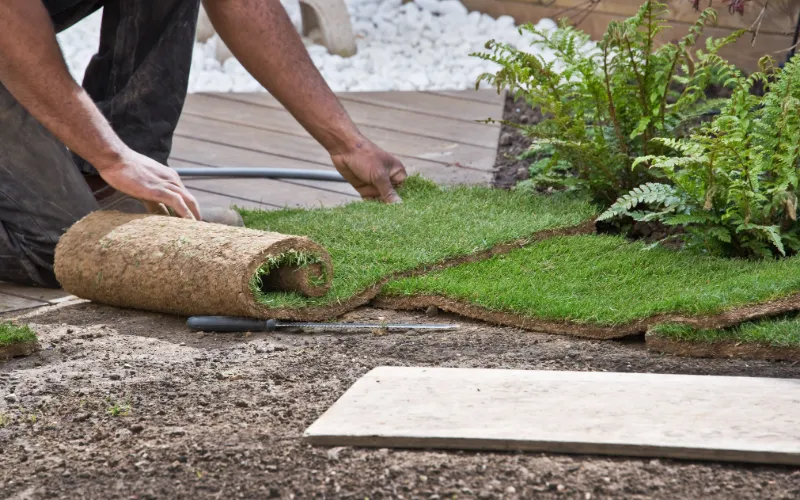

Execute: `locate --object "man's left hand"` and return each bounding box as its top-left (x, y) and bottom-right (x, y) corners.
top-left (330, 138), bottom-right (408, 204)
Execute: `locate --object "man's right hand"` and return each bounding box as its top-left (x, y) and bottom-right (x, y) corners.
top-left (97, 149), bottom-right (201, 220)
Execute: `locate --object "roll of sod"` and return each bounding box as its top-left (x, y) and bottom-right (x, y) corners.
top-left (53, 211), bottom-right (332, 318)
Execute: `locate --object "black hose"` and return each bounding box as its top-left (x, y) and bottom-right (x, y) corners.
top-left (174, 167), bottom-right (347, 182)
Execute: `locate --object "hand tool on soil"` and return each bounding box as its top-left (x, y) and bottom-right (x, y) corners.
top-left (186, 315), bottom-right (460, 333)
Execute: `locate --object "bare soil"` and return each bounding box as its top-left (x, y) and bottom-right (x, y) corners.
top-left (2, 302), bottom-right (799, 499)
top-left (492, 94), bottom-right (539, 190)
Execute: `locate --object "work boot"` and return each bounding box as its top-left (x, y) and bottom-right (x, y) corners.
top-left (85, 174), bottom-right (244, 227)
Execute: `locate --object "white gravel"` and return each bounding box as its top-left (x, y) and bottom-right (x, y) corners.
top-left (56, 0), bottom-right (567, 93)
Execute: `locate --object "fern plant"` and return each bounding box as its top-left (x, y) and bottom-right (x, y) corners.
top-left (600, 55), bottom-right (800, 259)
top-left (473, 1), bottom-right (742, 205)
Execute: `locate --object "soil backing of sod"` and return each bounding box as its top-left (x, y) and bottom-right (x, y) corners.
top-left (646, 319), bottom-right (800, 362)
top-left (240, 176), bottom-right (597, 320)
top-left (0, 322), bottom-right (39, 361)
top-left (376, 235), bottom-right (800, 342)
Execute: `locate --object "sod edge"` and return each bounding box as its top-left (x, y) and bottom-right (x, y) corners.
top-left (377, 234), bottom-right (800, 339)
top-left (0, 322), bottom-right (39, 361)
top-left (645, 321), bottom-right (800, 362)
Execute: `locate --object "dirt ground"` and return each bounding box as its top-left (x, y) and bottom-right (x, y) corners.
top-left (1, 301), bottom-right (799, 500)
top-left (493, 93), bottom-right (538, 190)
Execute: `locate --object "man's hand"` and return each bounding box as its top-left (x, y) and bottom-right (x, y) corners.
top-left (330, 138), bottom-right (408, 203)
top-left (97, 149), bottom-right (201, 219)
top-left (203, 1), bottom-right (408, 204)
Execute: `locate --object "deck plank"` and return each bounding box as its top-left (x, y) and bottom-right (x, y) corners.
top-left (427, 89), bottom-right (506, 105)
top-left (0, 292), bottom-right (47, 314)
top-left (170, 137), bottom-right (360, 197)
top-left (208, 93), bottom-right (500, 149)
top-left (187, 188), bottom-right (272, 212)
top-left (335, 91), bottom-right (504, 122)
top-left (180, 96), bottom-right (496, 170)
top-left (174, 115), bottom-right (491, 185)
top-left (0, 283), bottom-right (71, 304)
top-left (177, 163), bottom-right (357, 209)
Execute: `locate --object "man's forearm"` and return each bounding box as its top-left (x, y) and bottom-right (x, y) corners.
top-left (203, 0), bottom-right (363, 154)
top-left (0, 0), bottom-right (128, 170)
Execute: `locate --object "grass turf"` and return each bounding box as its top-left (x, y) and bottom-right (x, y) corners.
top-left (0, 322), bottom-right (37, 346)
top-left (240, 176), bottom-right (596, 310)
top-left (649, 318), bottom-right (800, 348)
top-left (381, 234), bottom-right (800, 326)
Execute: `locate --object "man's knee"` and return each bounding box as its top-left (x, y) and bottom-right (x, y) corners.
top-left (0, 203), bottom-right (93, 288)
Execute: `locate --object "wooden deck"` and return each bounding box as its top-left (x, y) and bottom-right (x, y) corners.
top-left (0, 89), bottom-right (504, 314)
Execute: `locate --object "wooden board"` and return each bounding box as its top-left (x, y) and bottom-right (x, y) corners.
top-left (304, 366), bottom-right (800, 466)
top-left (174, 115), bottom-right (492, 185)
top-left (336, 91), bottom-right (504, 122)
top-left (427, 89), bottom-right (507, 105)
top-left (0, 283), bottom-right (72, 305)
top-left (0, 293), bottom-right (47, 314)
top-left (170, 136), bottom-right (359, 196)
top-left (207, 93), bottom-right (501, 149)
top-left (501, 0), bottom-right (799, 35)
top-left (180, 96), bottom-right (497, 170)
top-left (462, 0), bottom-right (796, 72)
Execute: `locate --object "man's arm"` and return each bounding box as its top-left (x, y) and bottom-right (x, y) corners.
top-left (0, 0), bottom-right (200, 219)
top-left (203, 0), bottom-right (407, 203)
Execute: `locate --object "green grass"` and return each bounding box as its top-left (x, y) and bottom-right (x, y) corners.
top-left (249, 250), bottom-right (326, 303)
top-left (382, 234), bottom-right (800, 326)
top-left (0, 322), bottom-right (37, 346)
top-left (650, 319), bottom-right (800, 348)
top-left (240, 176), bottom-right (596, 309)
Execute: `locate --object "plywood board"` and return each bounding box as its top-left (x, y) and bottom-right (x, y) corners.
top-left (304, 366), bottom-right (800, 466)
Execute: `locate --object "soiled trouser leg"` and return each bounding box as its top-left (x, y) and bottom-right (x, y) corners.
top-left (73, 0), bottom-right (202, 176)
top-left (0, 83), bottom-right (99, 287)
top-left (0, 0), bottom-right (201, 287)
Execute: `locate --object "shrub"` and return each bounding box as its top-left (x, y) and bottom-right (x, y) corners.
top-left (599, 55), bottom-right (800, 259)
top-left (473, 1), bottom-right (742, 205)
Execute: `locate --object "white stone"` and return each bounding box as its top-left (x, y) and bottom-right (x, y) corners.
top-left (55, 1), bottom-right (559, 93)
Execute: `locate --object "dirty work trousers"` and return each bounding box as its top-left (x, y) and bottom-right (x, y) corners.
top-left (0, 0), bottom-right (200, 287)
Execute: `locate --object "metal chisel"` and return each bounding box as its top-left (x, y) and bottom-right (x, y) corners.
top-left (186, 315), bottom-right (460, 333)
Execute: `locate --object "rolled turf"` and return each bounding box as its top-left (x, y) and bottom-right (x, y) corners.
top-left (54, 211), bottom-right (333, 318)
top-left (376, 234), bottom-right (800, 339)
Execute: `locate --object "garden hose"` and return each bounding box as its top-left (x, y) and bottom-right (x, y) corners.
top-left (174, 167), bottom-right (347, 182)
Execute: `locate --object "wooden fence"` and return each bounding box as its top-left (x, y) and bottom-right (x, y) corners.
top-left (463, 0), bottom-right (800, 71)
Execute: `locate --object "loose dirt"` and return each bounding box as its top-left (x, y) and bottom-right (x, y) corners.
top-left (492, 93), bottom-right (539, 190)
top-left (1, 302), bottom-right (798, 499)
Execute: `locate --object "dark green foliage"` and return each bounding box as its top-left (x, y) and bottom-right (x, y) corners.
top-left (473, 1), bottom-right (742, 205)
top-left (600, 55), bottom-right (800, 258)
